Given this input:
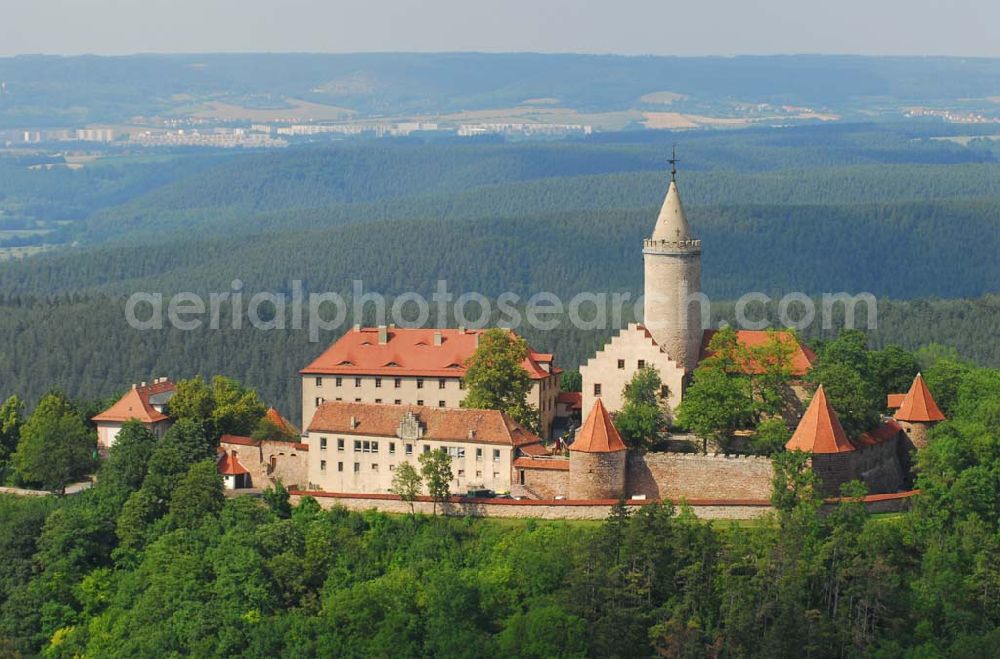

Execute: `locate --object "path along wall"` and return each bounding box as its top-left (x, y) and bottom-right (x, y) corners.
top-left (289, 490), bottom-right (918, 521)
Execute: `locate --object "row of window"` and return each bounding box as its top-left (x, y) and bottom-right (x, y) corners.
top-left (593, 383), bottom-right (670, 397)
top-left (318, 437), bottom-right (501, 461)
top-left (316, 376), bottom-right (462, 390)
top-left (618, 359), bottom-right (646, 370)
top-left (318, 459), bottom-right (501, 480)
top-left (314, 396), bottom-right (450, 408)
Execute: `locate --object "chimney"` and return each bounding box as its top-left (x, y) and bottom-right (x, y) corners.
top-left (131, 383), bottom-right (137, 390)
top-left (458, 325), bottom-right (466, 334)
top-left (378, 325), bottom-right (388, 345)
top-left (353, 323), bottom-right (361, 332)
top-left (433, 331), bottom-right (442, 346)
top-left (467, 428), bottom-right (476, 440)
top-left (140, 381), bottom-right (147, 388)
top-left (350, 415), bottom-right (358, 429)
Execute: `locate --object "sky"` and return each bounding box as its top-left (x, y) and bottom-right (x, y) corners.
top-left (2, 0), bottom-right (998, 58)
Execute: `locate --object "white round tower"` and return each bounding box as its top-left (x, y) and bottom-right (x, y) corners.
top-left (642, 160), bottom-right (702, 372)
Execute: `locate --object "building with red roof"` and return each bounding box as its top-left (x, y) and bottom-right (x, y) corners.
top-left (568, 399), bottom-right (628, 499)
top-left (92, 377), bottom-right (175, 454)
top-left (306, 400), bottom-right (543, 495)
top-left (300, 325), bottom-right (562, 439)
top-left (785, 386), bottom-right (854, 455)
top-left (217, 449), bottom-right (251, 490)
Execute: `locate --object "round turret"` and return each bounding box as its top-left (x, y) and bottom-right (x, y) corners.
top-left (568, 399), bottom-right (627, 499)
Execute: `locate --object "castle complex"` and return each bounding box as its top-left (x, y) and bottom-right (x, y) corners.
top-left (93, 162), bottom-right (948, 507)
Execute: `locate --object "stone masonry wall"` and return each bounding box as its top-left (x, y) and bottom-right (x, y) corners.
top-left (626, 452), bottom-right (774, 500)
top-left (520, 467), bottom-right (569, 500)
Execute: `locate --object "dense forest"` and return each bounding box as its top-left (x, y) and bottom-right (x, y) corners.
top-left (1, 345), bottom-right (1000, 656)
top-left (1, 123), bottom-right (998, 419)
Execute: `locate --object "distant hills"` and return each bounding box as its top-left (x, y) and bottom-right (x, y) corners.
top-left (1, 53), bottom-right (999, 128)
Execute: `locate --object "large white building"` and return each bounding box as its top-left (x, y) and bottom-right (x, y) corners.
top-left (300, 326), bottom-right (562, 438)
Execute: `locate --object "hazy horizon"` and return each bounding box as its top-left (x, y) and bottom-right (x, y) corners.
top-left (2, 0), bottom-right (998, 59)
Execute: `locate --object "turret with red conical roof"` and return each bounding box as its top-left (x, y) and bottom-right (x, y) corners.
top-left (893, 373), bottom-right (945, 449)
top-left (569, 399), bottom-right (628, 499)
top-left (785, 385), bottom-right (856, 455)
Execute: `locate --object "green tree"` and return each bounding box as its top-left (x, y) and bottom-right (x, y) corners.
top-left (0, 395), bottom-right (25, 466)
top-left (461, 328), bottom-right (539, 432)
top-left (808, 362), bottom-right (879, 437)
top-left (168, 459), bottom-right (224, 529)
top-left (390, 461), bottom-right (422, 514)
top-left (751, 417), bottom-right (790, 454)
top-left (12, 392), bottom-right (95, 493)
top-left (771, 450), bottom-right (821, 515)
top-left (168, 375), bottom-right (265, 438)
top-left (677, 368), bottom-right (753, 451)
top-left (251, 416), bottom-right (298, 443)
top-left (869, 344), bottom-right (920, 400)
top-left (418, 449), bottom-right (452, 515)
top-left (262, 480), bottom-right (292, 518)
top-left (100, 420), bottom-right (157, 493)
top-left (614, 366), bottom-right (669, 449)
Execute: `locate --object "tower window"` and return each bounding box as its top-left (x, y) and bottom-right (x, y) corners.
top-left (617, 359), bottom-right (625, 369)
top-left (594, 383), bottom-right (602, 396)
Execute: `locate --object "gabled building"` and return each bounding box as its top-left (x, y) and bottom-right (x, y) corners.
top-left (305, 401), bottom-right (543, 494)
top-left (300, 325), bottom-right (561, 438)
top-left (92, 377), bottom-right (175, 455)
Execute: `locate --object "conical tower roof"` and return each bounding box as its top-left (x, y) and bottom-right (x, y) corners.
top-left (896, 373), bottom-right (945, 423)
top-left (572, 399), bottom-right (627, 453)
top-left (651, 180), bottom-right (694, 242)
top-left (786, 385), bottom-right (855, 454)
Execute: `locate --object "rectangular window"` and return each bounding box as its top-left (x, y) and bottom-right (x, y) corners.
top-left (423, 445), bottom-right (431, 454)
top-left (476, 448), bottom-right (482, 460)
top-left (439, 378), bottom-right (446, 389)
top-left (372, 464), bottom-right (379, 472)
top-left (335, 377), bottom-right (342, 387)
top-left (316, 377), bottom-right (323, 386)
top-left (337, 438), bottom-right (344, 451)
top-left (638, 359), bottom-right (645, 369)
top-left (458, 469), bottom-right (465, 477)
top-left (617, 359), bottom-right (625, 369)
top-left (372, 441), bottom-right (379, 453)
top-left (314, 396), bottom-right (324, 407)
top-left (354, 462), bottom-right (360, 473)
top-left (594, 383), bottom-right (602, 396)
top-left (319, 437), bottom-right (327, 450)
top-left (394, 399), bottom-right (402, 405)
top-left (354, 440), bottom-right (361, 452)
top-left (362, 440), bottom-right (370, 453)
top-left (389, 442), bottom-right (396, 455)
top-left (355, 377), bottom-right (362, 388)
top-left (405, 443), bottom-right (413, 455)
top-left (459, 379), bottom-right (466, 390)
top-left (335, 397), bottom-right (342, 401)
top-left (338, 461), bottom-right (344, 472)
top-left (354, 398), bottom-right (361, 403)
top-left (417, 378), bottom-right (424, 389)
top-left (493, 449), bottom-right (501, 462)
top-left (417, 400), bottom-right (424, 406)
top-left (320, 460), bottom-right (327, 471)
top-left (394, 378), bottom-right (402, 388)
top-left (375, 398), bottom-right (382, 404)
top-left (661, 385), bottom-right (669, 398)
top-left (438, 400), bottom-right (446, 408)
top-left (476, 470), bottom-right (482, 477)
top-left (375, 378), bottom-right (382, 388)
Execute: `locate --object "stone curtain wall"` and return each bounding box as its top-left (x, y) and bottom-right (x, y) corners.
top-left (220, 439), bottom-right (309, 490)
top-left (519, 467), bottom-right (569, 499)
top-left (626, 452), bottom-right (775, 500)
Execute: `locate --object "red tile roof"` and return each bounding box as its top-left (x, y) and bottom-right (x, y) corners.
top-left (886, 393), bottom-right (906, 409)
top-left (518, 443), bottom-right (554, 456)
top-left (265, 407), bottom-right (300, 436)
top-left (92, 379), bottom-right (175, 424)
top-left (571, 399), bottom-right (627, 453)
top-left (854, 420), bottom-right (903, 447)
top-left (307, 401), bottom-right (540, 447)
top-left (300, 326), bottom-right (556, 380)
top-left (699, 330), bottom-right (816, 376)
top-left (786, 385), bottom-right (855, 454)
top-left (556, 391), bottom-right (582, 411)
top-left (513, 457), bottom-right (570, 471)
top-left (220, 434), bottom-right (259, 447)
top-left (218, 451), bottom-right (249, 476)
top-left (895, 373), bottom-right (946, 423)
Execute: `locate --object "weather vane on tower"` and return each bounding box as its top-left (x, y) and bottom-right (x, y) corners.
top-left (668, 145), bottom-right (679, 182)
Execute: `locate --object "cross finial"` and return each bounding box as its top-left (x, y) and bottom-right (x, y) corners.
top-left (668, 145), bottom-right (679, 182)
